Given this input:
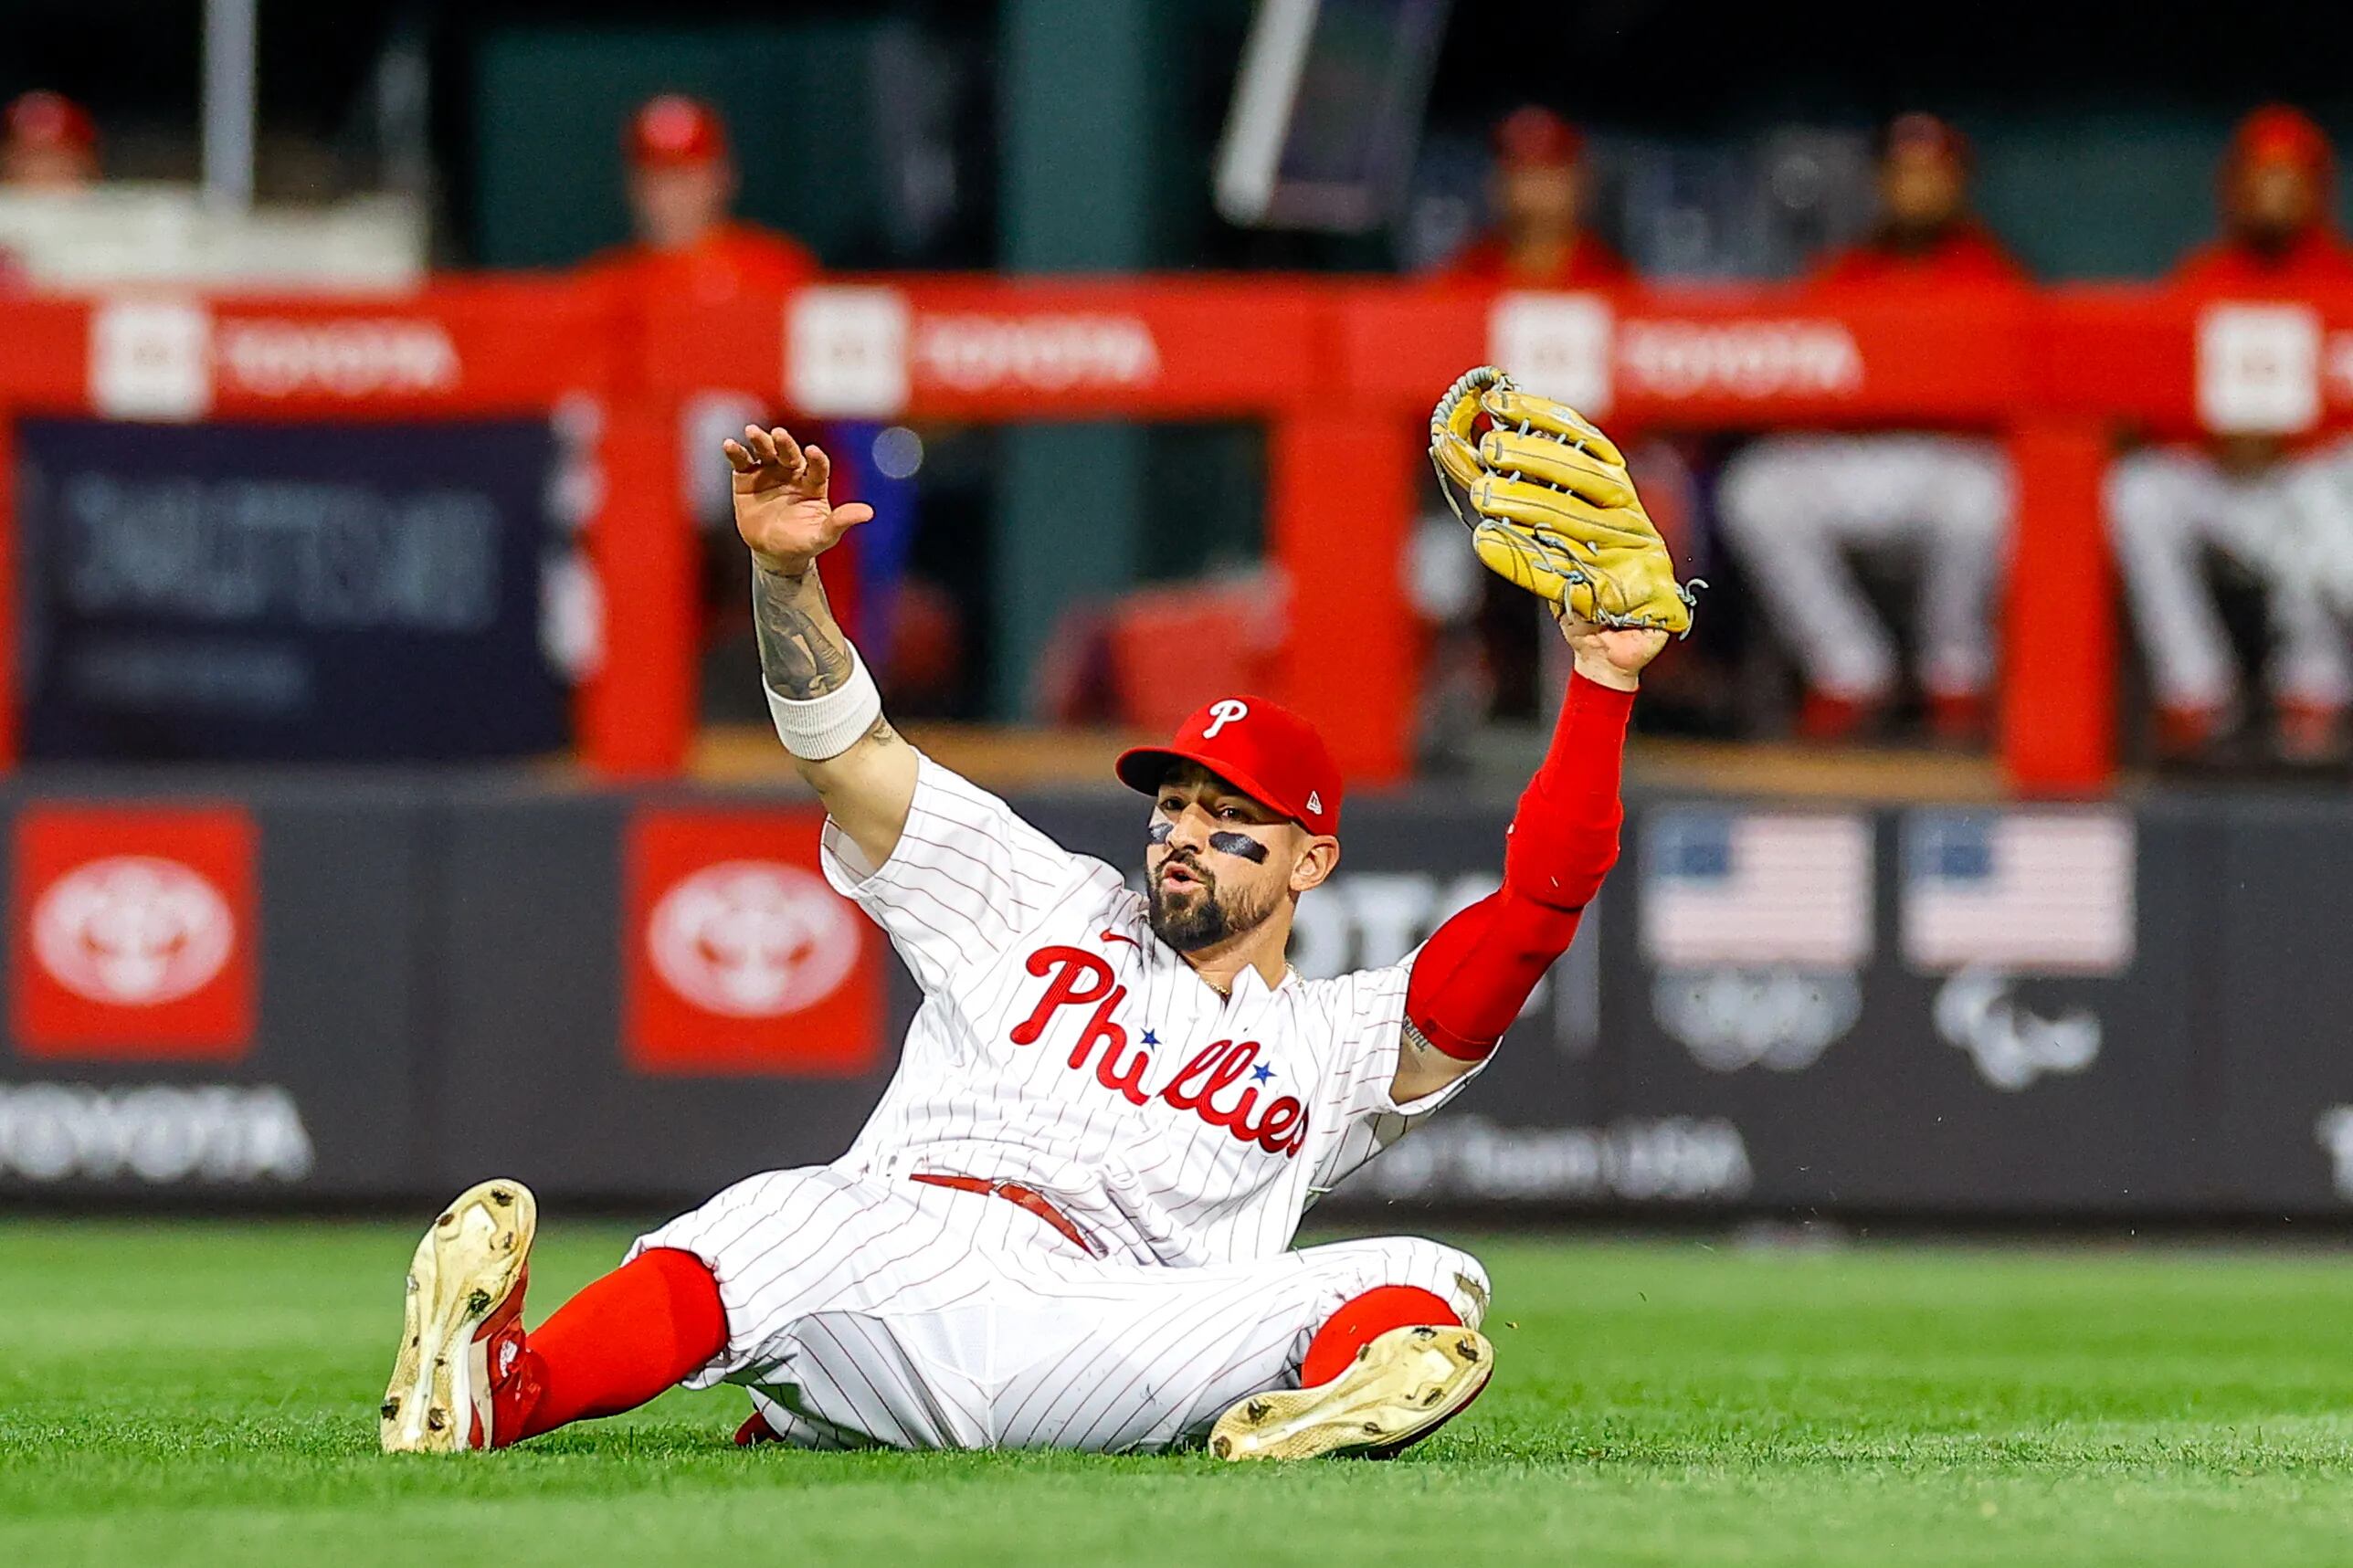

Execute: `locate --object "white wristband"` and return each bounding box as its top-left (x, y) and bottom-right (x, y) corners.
top-left (766, 646), bottom-right (884, 761)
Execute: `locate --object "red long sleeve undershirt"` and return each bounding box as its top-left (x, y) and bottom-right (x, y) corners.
top-left (1404, 671), bottom-right (1634, 1062)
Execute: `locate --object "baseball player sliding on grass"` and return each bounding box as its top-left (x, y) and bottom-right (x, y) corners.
top-left (381, 369), bottom-right (1694, 1460)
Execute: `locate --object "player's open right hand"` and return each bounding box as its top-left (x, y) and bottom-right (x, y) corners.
top-left (723, 425), bottom-right (875, 578)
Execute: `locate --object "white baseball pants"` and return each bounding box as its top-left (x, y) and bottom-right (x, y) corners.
top-left (629, 1166), bottom-right (1491, 1453)
top-left (1715, 434), bottom-right (2013, 700)
top-left (2105, 445), bottom-right (2353, 711)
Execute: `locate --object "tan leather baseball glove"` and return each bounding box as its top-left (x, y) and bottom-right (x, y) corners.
top-left (1429, 366), bottom-right (1697, 635)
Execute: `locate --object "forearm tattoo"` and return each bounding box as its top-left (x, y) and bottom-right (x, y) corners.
top-left (751, 561), bottom-right (856, 700)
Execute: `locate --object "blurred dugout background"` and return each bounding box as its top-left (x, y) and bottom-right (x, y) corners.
top-left (4, 0), bottom-right (2353, 1218)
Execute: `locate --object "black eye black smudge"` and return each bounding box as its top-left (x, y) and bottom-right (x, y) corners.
top-left (1147, 821), bottom-right (1173, 845)
top-left (1208, 831), bottom-right (1269, 864)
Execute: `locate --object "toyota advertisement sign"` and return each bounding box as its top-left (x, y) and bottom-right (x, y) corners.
top-left (0, 780), bottom-right (2342, 1216)
top-left (12, 805), bottom-right (258, 1058)
top-left (623, 808), bottom-right (881, 1078)
top-left (0, 785), bottom-right (429, 1195)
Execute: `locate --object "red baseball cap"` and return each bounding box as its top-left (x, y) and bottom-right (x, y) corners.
top-left (628, 94), bottom-right (728, 168)
top-left (2232, 104), bottom-right (2333, 179)
top-left (1495, 106), bottom-right (1581, 172)
top-left (1115, 695), bottom-right (1343, 837)
top-left (4, 91), bottom-right (96, 153)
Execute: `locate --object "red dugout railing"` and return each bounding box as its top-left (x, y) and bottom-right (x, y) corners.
top-left (1, 273), bottom-right (2341, 792)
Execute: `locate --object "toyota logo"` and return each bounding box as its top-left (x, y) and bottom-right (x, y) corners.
top-left (30, 856), bottom-right (237, 1007)
top-left (647, 860), bottom-right (859, 1017)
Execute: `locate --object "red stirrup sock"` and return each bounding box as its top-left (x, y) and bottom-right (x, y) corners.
top-left (1302, 1286), bottom-right (1462, 1387)
top-left (514, 1247), bottom-right (729, 1439)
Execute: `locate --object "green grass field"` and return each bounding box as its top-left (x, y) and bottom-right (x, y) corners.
top-left (5, 1220), bottom-right (2353, 1567)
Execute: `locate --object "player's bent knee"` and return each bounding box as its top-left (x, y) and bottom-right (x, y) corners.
top-left (1313, 1236), bottom-right (1490, 1329)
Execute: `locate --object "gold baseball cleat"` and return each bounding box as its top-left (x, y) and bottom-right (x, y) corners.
top-left (380, 1178), bottom-right (537, 1454)
top-left (1209, 1324), bottom-right (1493, 1461)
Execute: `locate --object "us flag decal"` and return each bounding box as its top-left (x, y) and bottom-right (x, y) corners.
top-left (1639, 810), bottom-right (1873, 970)
top-left (1900, 810), bottom-right (2136, 976)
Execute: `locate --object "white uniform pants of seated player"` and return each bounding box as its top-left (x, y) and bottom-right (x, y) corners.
top-left (2105, 444), bottom-right (2353, 714)
top-left (629, 1165), bottom-right (1490, 1453)
top-left (1715, 434), bottom-right (2013, 701)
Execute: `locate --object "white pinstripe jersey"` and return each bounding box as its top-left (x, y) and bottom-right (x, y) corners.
top-left (821, 754), bottom-right (1484, 1268)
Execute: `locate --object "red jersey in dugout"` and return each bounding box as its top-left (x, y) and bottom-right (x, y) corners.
top-left (2169, 227), bottom-right (2353, 291)
top-left (1808, 223), bottom-right (2031, 289)
top-left (1440, 231), bottom-right (1634, 289)
top-left (578, 223), bottom-right (819, 308)
top-left (10, 805), bottom-right (259, 1059)
top-left (624, 807), bottom-right (882, 1076)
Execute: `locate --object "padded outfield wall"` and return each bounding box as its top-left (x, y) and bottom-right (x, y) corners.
top-left (0, 775), bottom-right (2334, 1219)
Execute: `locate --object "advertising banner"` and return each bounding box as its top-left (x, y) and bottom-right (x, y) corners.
top-left (0, 777), bottom-right (2309, 1216)
top-left (1609, 802), bottom-right (2209, 1213)
top-left (10, 803), bottom-right (259, 1058)
top-left (0, 787), bottom-right (430, 1197)
top-left (623, 805), bottom-right (884, 1078)
top-left (14, 418), bottom-right (565, 762)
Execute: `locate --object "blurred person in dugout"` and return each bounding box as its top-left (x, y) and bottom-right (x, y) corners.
top-left (2108, 106), bottom-right (2353, 763)
top-left (1443, 105), bottom-right (1631, 287)
top-left (582, 92), bottom-right (821, 468)
top-left (583, 92), bottom-right (818, 300)
top-left (1716, 113), bottom-right (2027, 744)
top-left (0, 91), bottom-right (100, 290)
top-left (577, 95), bottom-right (835, 716)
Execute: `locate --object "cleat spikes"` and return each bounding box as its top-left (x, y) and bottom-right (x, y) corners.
top-left (381, 1178), bottom-right (539, 1455)
top-left (1209, 1326), bottom-right (1493, 1462)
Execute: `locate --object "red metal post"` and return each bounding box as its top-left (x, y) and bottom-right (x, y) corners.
top-left (2000, 418), bottom-right (2115, 795)
top-left (579, 392), bottom-right (697, 776)
top-left (0, 411), bottom-right (15, 768)
top-left (1269, 405), bottom-right (1416, 784)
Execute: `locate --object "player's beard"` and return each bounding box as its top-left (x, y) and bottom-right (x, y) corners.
top-left (1146, 856), bottom-right (1282, 952)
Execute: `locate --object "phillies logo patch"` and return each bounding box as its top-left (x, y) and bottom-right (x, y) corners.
top-left (1202, 699), bottom-right (1249, 739)
top-left (1009, 944), bottom-right (1308, 1156)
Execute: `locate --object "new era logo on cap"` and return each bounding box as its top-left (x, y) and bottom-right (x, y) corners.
top-left (1114, 694), bottom-right (1343, 836)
